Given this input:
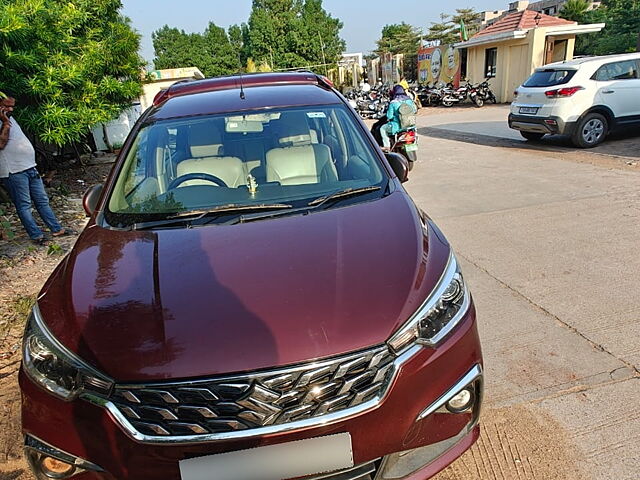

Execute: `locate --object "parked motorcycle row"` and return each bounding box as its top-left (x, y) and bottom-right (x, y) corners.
top-left (416, 79), bottom-right (497, 108)
top-left (344, 84), bottom-right (391, 119)
top-left (345, 79), bottom-right (497, 119)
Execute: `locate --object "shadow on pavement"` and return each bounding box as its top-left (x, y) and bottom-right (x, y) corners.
top-left (420, 123), bottom-right (640, 159)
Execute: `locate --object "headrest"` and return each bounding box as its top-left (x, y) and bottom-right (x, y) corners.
top-left (189, 121), bottom-right (223, 157)
top-left (274, 111), bottom-right (314, 146)
top-left (279, 134), bottom-right (313, 146)
top-left (190, 145), bottom-right (223, 157)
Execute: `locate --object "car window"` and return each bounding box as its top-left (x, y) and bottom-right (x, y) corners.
top-left (106, 104), bottom-right (386, 226)
top-left (522, 69), bottom-right (576, 87)
top-left (593, 60), bottom-right (639, 81)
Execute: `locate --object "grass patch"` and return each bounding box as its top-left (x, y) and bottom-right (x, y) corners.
top-left (0, 294), bottom-right (36, 337)
top-left (47, 243), bottom-right (64, 256)
top-left (11, 295), bottom-right (35, 318)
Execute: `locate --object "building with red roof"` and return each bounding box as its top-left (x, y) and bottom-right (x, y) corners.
top-left (454, 9), bottom-right (604, 102)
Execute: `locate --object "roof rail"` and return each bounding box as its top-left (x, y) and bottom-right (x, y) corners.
top-left (152, 71), bottom-right (333, 106)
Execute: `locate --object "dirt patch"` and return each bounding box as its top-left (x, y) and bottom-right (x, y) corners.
top-left (0, 158), bottom-right (114, 478)
top-left (434, 405), bottom-right (586, 480)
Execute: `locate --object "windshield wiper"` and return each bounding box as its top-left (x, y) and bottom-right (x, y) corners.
top-left (129, 203), bottom-right (292, 230)
top-left (307, 186), bottom-right (381, 208)
top-left (231, 186), bottom-right (384, 224)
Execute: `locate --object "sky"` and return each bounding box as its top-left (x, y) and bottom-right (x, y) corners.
top-left (120, 0), bottom-right (507, 67)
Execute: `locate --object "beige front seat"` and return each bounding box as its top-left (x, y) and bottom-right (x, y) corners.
top-left (176, 121), bottom-right (247, 187)
top-left (265, 111), bottom-right (337, 185)
top-left (177, 156), bottom-right (246, 188)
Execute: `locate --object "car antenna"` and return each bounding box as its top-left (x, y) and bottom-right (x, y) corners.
top-left (238, 53), bottom-right (246, 100)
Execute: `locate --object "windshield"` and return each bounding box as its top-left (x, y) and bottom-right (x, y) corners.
top-left (105, 104), bottom-right (386, 227)
top-left (523, 69), bottom-right (576, 87)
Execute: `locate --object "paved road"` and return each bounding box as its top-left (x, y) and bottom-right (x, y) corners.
top-left (420, 105), bottom-right (640, 160)
top-left (405, 109), bottom-right (640, 480)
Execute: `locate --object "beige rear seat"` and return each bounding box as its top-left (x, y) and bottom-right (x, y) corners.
top-left (266, 144), bottom-right (337, 185)
top-left (265, 111), bottom-right (337, 185)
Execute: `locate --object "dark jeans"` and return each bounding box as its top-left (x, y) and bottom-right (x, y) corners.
top-left (3, 167), bottom-right (62, 240)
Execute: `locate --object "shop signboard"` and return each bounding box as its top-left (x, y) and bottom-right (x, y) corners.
top-left (417, 45), bottom-right (461, 87)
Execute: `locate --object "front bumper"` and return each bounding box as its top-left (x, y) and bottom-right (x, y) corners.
top-left (508, 113), bottom-right (576, 136)
top-left (21, 307), bottom-right (482, 480)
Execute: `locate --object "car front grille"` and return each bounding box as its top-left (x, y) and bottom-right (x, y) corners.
top-left (302, 459), bottom-right (381, 480)
top-left (109, 346), bottom-right (395, 438)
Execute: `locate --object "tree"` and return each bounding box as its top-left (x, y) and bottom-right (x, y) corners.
top-left (375, 23), bottom-right (422, 80)
top-left (424, 14), bottom-right (458, 46)
top-left (228, 24), bottom-right (250, 67)
top-left (246, 0), bottom-right (345, 70)
top-left (375, 23), bottom-right (422, 56)
top-left (152, 22), bottom-right (240, 77)
top-left (592, 0), bottom-right (640, 54)
top-left (563, 0), bottom-right (640, 55)
top-left (0, 0), bottom-right (143, 149)
top-left (451, 8), bottom-right (481, 39)
top-left (559, 0), bottom-right (590, 21)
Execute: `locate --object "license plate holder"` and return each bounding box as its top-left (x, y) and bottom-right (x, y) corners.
top-left (179, 433), bottom-right (354, 480)
top-left (404, 143), bottom-right (418, 152)
top-left (519, 106), bottom-right (539, 115)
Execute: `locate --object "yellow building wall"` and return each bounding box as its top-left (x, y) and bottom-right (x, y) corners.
top-left (466, 28), bottom-right (577, 103)
top-left (466, 38), bottom-right (530, 103)
top-left (140, 79), bottom-right (181, 111)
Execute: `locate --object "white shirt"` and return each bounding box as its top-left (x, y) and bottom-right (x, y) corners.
top-left (0, 118), bottom-right (36, 178)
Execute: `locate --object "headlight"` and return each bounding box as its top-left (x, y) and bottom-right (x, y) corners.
top-left (388, 251), bottom-right (470, 352)
top-left (22, 305), bottom-right (113, 401)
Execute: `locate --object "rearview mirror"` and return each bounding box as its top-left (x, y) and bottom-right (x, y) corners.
top-left (385, 153), bottom-right (409, 183)
top-left (83, 184), bottom-right (103, 217)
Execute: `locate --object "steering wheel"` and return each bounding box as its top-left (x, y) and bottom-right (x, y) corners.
top-left (168, 173), bottom-right (228, 189)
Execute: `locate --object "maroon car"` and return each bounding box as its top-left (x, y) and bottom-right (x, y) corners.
top-left (20, 72), bottom-right (483, 480)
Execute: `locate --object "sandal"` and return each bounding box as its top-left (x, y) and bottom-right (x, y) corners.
top-left (52, 227), bottom-right (77, 237)
top-left (32, 236), bottom-right (48, 245)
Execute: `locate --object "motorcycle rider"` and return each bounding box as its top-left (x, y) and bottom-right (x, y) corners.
top-left (379, 85), bottom-right (416, 151)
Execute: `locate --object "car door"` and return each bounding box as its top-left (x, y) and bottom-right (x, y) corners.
top-left (593, 59), bottom-right (640, 122)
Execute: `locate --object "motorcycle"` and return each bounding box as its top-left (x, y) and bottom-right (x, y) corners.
top-left (347, 88), bottom-right (390, 119)
top-left (417, 84), bottom-right (444, 107)
top-left (477, 79), bottom-right (497, 104)
top-left (468, 83), bottom-right (485, 108)
top-left (370, 119), bottom-right (418, 171)
top-left (441, 80), bottom-right (473, 107)
top-left (390, 127), bottom-right (418, 170)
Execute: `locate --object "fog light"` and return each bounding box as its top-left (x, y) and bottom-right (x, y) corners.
top-left (446, 388), bottom-right (474, 413)
top-left (40, 456), bottom-right (75, 478)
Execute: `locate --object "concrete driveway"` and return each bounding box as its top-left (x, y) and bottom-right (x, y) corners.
top-left (405, 109), bottom-right (640, 479)
top-left (420, 104), bottom-right (640, 160)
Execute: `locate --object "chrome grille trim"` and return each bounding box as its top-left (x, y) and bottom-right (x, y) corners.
top-left (82, 345), bottom-right (422, 444)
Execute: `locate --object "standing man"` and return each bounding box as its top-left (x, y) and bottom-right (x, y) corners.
top-left (0, 95), bottom-right (74, 244)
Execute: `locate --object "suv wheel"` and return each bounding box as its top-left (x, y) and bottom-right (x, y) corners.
top-left (572, 113), bottom-right (607, 148)
top-left (521, 132), bottom-right (545, 141)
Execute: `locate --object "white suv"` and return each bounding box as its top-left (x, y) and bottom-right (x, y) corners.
top-left (509, 53), bottom-right (640, 148)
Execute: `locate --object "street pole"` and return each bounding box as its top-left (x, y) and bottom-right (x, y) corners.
top-left (317, 32), bottom-right (328, 76)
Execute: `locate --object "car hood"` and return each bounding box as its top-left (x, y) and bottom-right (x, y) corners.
top-left (39, 192), bottom-right (450, 381)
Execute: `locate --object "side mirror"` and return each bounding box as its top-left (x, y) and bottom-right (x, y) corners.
top-left (83, 184), bottom-right (103, 217)
top-left (385, 153), bottom-right (409, 183)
